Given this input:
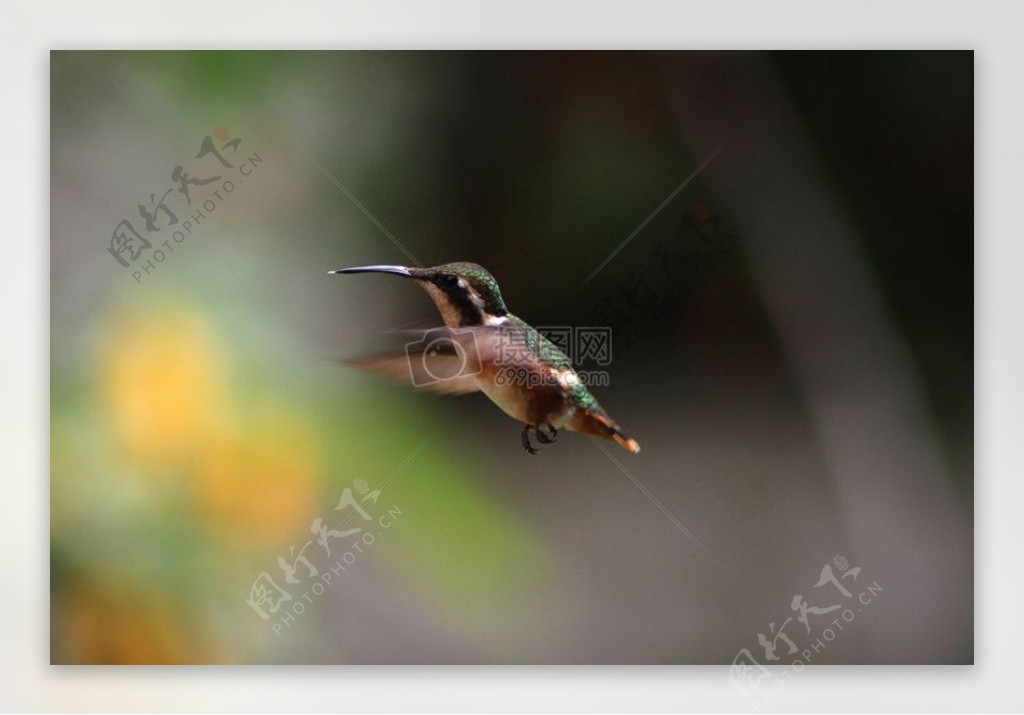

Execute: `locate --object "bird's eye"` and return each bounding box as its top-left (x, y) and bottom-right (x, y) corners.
top-left (439, 274), bottom-right (459, 288)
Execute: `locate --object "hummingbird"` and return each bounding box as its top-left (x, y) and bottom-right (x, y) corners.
top-left (331, 262), bottom-right (640, 455)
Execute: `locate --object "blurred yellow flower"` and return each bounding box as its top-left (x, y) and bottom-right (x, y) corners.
top-left (98, 304), bottom-right (230, 471)
top-left (96, 300), bottom-right (320, 547)
top-left (60, 583), bottom-right (219, 664)
top-left (197, 406), bottom-right (319, 548)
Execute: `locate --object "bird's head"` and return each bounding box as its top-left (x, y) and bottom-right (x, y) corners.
top-left (331, 262), bottom-right (509, 327)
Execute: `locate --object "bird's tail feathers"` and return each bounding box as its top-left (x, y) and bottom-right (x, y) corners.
top-left (580, 411), bottom-right (641, 454)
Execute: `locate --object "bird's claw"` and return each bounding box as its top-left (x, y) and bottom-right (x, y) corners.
top-left (535, 423), bottom-right (557, 444)
top-left (521, 423), bottom-right (557, 454)
top-left (521, 424), bottom-right (539, 455)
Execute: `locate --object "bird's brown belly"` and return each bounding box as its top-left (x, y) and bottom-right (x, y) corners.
top-left (476, 362), bottom-right (571, 427)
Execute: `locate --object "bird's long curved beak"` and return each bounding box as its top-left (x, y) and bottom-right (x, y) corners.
top-left (329, 265), bottom-right (414, 278)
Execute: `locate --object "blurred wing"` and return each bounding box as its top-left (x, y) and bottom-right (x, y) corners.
top-left (385, 324), bottom-right (552, 366)
top-left (341, 348), bottom-right (482, 395)
top-left (340, 324), bottom-right (551, 395)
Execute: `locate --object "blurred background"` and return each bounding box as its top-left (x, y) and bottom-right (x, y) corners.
top-left (50, 51), bottom-right (972, 664)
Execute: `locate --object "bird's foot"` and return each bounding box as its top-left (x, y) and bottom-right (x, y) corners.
top-left (521, 423), bottom-right (557, 454)
top-left (521, 424), bottom-right (539, 455)
top-left (535, 423), bottom-right (557, 444)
